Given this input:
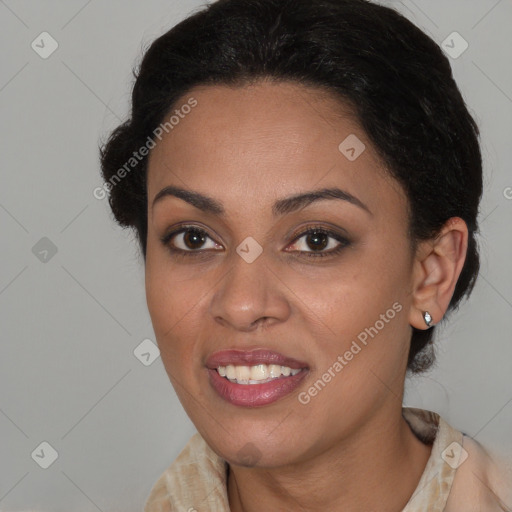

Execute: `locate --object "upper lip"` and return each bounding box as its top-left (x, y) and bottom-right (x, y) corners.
top-left (206, 348), bottom-right (309, 370)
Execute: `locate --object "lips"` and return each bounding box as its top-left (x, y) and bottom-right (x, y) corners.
top-left (205, 348), bottom-right (309, 370)
top-left (205, 348), bottom-right (310, 407)
top-left (207, 367), bottom-right (308, 407)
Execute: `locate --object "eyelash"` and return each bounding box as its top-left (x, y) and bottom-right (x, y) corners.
top-left (160, 224), bottom-right (350, 260)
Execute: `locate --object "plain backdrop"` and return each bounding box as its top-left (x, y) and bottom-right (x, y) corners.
top-left (1, 0), bottom-right (511, 510)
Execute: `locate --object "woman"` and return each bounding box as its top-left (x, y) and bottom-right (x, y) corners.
top-left (100, 0), bottom-right (511, 509)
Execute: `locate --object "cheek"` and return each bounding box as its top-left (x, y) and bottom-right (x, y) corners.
top-left (145, 250), bottom-right (203, 359)
top-left (285, 243), bottom-right (409, 328)
top-left (146, 282), bottom-right (200, 392)
top-left (147, 274), bottom-right (200, 334)
top-left (292, 275), bottom-right (407, 365)
top-left (284, 244), bottom-right (412, 383)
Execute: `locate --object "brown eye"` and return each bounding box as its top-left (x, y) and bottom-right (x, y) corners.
top-left (286, 226), bottom-right (350, 259)
top-left (161, 226), bottom-right (222, 254)
top-left (182, 228), bottom-right (208, 250)
top-left (304, 231), bottom-right (330, 252)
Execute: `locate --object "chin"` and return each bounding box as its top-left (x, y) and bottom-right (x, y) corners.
top-left (203, 425), bottom-right (305, 469)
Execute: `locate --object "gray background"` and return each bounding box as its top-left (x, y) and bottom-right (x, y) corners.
top-left (0, 0), bottom-right (511, 510)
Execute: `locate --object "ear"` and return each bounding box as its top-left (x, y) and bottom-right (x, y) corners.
top-left (408, 217), bottom-right (469, 330)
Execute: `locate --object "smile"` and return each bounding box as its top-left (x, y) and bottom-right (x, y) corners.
top-left (218, 363), bottom-right (302, 384)
top-left (206, 348), bottom-right (309, 406)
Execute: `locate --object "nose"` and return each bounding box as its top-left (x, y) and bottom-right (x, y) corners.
top-left (209, 250), bottom-right (291, 332)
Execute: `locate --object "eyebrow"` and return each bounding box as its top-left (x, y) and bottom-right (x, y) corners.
top-left (152, 185), bottom-right (372, 217)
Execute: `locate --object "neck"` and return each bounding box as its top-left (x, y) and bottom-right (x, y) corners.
top-left (227, 405), bottom-right (432, 512)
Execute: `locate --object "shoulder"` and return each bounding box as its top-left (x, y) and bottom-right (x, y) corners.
top-left (444, 433), bottom-right (512, 511)
top-left (402, 407), bottom-right (512, 511)
top-left (143, 432), bottom-right (230, 512)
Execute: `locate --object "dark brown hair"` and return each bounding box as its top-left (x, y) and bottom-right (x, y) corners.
top-left (99, 0), bottom-right (482, 373)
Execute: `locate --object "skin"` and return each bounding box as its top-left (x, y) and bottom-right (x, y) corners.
top-left (145, 80), bottom-right (468, 511)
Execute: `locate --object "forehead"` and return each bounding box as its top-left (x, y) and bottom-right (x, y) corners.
top-left (146, 81), bottom-right (405, 219)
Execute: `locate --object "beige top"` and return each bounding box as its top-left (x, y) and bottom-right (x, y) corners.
top-left (144, 407), bottom-right (512, 511)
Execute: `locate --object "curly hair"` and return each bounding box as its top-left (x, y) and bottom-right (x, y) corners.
top-left (99, 0), bottom-right (483, 373)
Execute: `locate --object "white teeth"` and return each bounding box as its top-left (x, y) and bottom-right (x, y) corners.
top-left (235, 365), bottom-right (251, 382)
top-left (281, 366), bottom-right (291, 377)
top-left (226, 365), bottom-right (236, 380)
top-left (251, 364), bottom-right (268, 380)
top-left (269, 364), bottom-right (282, 378)
top-left (217, 364), bottom-right (302, 384)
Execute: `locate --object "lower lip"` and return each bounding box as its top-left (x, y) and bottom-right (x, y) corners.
top-left (207, 368), bottom-right (308, 407)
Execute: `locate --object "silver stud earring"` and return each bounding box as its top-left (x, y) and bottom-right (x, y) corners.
top-left (423, 311), bottom-right (433, 328)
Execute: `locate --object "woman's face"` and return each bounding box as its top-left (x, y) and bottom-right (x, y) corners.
top-left (145, 81), bottom-right (418, 467)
